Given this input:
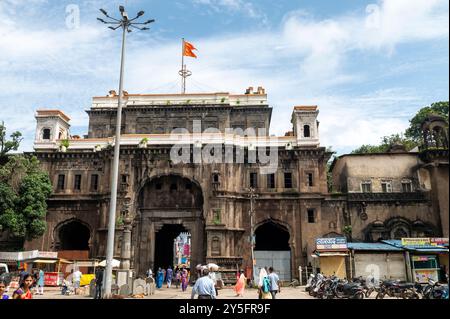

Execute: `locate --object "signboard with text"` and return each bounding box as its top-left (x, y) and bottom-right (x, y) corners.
top-left (316, 237), bottom-right (347, 251)
top-left (401, 238), bottom-right (431, 246)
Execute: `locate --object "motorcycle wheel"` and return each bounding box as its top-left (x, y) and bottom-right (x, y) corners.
top-left (365, 288), bottom-right (373, 298)
top-left (375, 292), bottom-right (385, 299)
top-left (354, 291), bottom-right (364, 299)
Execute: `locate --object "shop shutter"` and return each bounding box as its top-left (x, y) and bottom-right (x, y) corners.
top-left (354, 253), bottom-right (388, 280)
top-left (386, 253), bottom-right (406, 280)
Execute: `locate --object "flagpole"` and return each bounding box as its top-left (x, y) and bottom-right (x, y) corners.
top-left (181, 38), bottom-right (185, 94)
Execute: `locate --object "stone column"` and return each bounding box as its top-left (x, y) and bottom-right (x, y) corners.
top-left (120, 216), bottom-right (133, 270)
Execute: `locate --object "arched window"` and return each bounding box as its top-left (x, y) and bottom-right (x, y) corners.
top-left (303, 125), bottom-right (310, 138)
top-left (42, 128), bottom-right (51, 140)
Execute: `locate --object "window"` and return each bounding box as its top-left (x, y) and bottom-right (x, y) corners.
top-left (303, 125), bottom-right (310, 138)
top-left (284, 172), bottom-right (293, 188)
top-left (307, 173), bottom-right (314, 187)
top-left (267, 173), bottom-right (275, 189)
top-left (307, 209), bottom-right (315, 223)
top-left (74, 175), bottom-right (82, 191)
top-left (57, 174), bottom-right (65, 190)
top-left (121, 175), bottom-right (128, 184)
top-left (211, 237), bottom-right (221, 256)
top-left (381, 181), bottom-right (392, 193)
top-left (402, 181), bottom-right (412, 192)
top-left (90, 174), bottom-right (99, 191)
top-left (250, 172), bottom-right (258, 188)
top-left (42, 128), bottom-right (51, 140)
top-left (213, 173), bottom-right (220, 183)
top-left (361, 181), bottom-right (372, 193)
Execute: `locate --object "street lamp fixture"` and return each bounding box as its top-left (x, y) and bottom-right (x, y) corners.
top-left (97, 5), bottom-right (155, 299)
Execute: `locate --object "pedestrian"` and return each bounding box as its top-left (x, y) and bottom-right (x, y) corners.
top-left (72, 268), bottom-right (82, 295)
top-left (36, 268), bottom-right (45, 295)
top-left (181, 268), bottom-right (188, 292)
top-left (166, 266), bottom-right (173, 288)
top-left (146, 268), bottom-right (153, 278)
top-left (208, 266), bottom-right (219, 296)
top-left (234, 269), bottom-right (246, 297)
top-left (175, 268), bottom-right (181, 289)
top-left (267, 267), bottom-right (280, 299)
top-left (191, 269), bottom-right (216, 300)
top-left (156, 267), bottom-right (164, 289)
top-left (94, 267), bottom-right (104, 299)
top-left (13, 274), bottom-right (33, 299)
top-left (258, 268), bottom-right (272, 299)
top-left (0, 280), bottom-right (9, 300)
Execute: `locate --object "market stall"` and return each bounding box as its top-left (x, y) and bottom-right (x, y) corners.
top-left (312, 237), bottom-right (348, 278)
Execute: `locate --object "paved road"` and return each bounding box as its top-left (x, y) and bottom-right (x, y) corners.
top-left (7, 286), bottom-right (392, 299)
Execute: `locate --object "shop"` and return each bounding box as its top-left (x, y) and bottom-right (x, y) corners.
top-left (312, 237), bottom-right (348, 278)
top-left (383, 238), bottom-right (449, 283)
top-left (347, 242), bottom-right (407, 280)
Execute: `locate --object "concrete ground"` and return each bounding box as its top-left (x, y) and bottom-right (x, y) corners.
top-left (6, 285), bottom-right (392, 299)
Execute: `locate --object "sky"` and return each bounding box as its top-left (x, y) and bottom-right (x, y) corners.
top-left (0, 0), bottom-right (448, 155)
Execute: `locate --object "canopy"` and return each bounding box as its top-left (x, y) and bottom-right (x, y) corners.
top-left (97, 259), bottom-right (120, 268)
top-left (33, 259), bottom-right (58, 264)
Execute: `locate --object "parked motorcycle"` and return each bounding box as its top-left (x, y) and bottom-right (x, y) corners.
top-left (375, 280), bottom-right (419, 299)
top-left (421, 279), bottom-right (449, 299)
top-left (334, 280), bottom-right (365, 299)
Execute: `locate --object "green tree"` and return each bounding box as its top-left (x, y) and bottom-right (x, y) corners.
top-left (405, 101), bottom-right (449, 141)
top-left (351, 134), bottom-right (417, 154)
top-left (0, 122), bottom-right (22, 164)
top-left (0, 125), bottom-right (52, 240)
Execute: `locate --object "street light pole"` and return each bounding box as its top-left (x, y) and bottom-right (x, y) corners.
top-left (97, 6), bottom-right (155, 298)
top-left (247, 187), bottom-right (258, 284)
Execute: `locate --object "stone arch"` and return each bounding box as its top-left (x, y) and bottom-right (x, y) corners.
top-left (53, 218), bottom-right (92, 251)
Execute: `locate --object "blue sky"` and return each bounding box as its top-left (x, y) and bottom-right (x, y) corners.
top-left (0, 0), bottom-right (448, 155)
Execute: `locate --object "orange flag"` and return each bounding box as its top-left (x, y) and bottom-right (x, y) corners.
top-left (183, 40), bottom-right (198, 58)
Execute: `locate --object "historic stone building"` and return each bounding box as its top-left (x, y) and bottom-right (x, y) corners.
top-left (21, 88), bottom-right (448, 281)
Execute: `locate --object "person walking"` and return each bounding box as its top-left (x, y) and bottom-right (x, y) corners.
top-left (267, 267), bottom-right (280, 299)
top-left (181, 268), bottom-right (188, 292)
top-left (0, 280), bottom-right (9, 300)
top-left (174, 267), bottom-right (181, 289)
top-left (191, 269), bottom-right (216, 300)
top-left (166, 266), bottom-right (173, 288)
top-left (13, 274), bottom-right (33, 299)
top-left (156, 268), bottom-right (164, 289)
top-left (258, 268), bottom-right (272, 299)
top-left (36, 268), bottom-right (45, 295)
top-left (234, 269), bottom-right (246, 297)
top-left (94, 267), bottom-right (104, 299)
top-left (72, 268), bottom-right (82, 295)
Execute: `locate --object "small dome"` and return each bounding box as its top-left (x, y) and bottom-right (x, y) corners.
top-left (372, 220), bottom-right (385, 227)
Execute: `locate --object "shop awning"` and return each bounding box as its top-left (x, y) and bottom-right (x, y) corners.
top-left (312, 251), bottom-right (348, 257)
top-left (33, 259), bottom-right (58, 264)
top-left (58, 258), bottom-right (73, 264)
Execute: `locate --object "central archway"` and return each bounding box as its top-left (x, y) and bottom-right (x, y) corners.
top-left (254, 220), bottom-right (291, 281)
top-left (56, 219), bottom-right (91, 251)
top-left (136, 175), bottom-right (205, 277)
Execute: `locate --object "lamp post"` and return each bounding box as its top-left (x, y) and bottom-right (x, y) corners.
top-left (247, 187), bottom-right (258, 284)
top-left (97, 6), bottom-right (155, 298)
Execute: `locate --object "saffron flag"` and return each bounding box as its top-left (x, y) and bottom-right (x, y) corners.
top-left (183, 40), bottom-right (197, 58)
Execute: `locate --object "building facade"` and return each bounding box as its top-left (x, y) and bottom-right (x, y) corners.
top-left (20, 88), bottom-right (448, 281)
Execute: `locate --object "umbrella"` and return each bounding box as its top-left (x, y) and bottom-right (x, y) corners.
top-left (207, 263), bottom-right (219, 271)
top-left (97, 259), bottom-right (120, 268)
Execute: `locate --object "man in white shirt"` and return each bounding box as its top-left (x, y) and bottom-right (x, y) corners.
top-left (72, 269), bottom-right (83, 295)
top-left (191, 269), bottom-right (216, 299)
top-left (268, 267), bottom-right (280, 299)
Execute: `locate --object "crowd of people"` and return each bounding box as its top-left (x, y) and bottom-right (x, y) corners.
top-left (149, 266), bottom-right (190, 292)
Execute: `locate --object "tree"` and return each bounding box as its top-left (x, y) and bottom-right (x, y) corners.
top-left (0, 122), bottom-right (22, 164)
top-left (405, 101), bottom-right (449, 142)
top-left (0, 126), bottom-right (52, 240)
top-left (351, 134), bottom-right (417, 154)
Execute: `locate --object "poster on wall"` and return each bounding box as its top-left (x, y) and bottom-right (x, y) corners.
top-left (414, 269), bottom-right (439, 283)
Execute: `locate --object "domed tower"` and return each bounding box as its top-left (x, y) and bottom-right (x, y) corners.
top-left (34, 110), bottom-right (71, 149)
top-left (419, 114), bottom-right (449, 237)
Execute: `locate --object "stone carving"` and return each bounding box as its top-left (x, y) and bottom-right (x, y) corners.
top-left (119, 284), bottom-right (130, 296)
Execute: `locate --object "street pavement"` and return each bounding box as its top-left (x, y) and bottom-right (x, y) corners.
top-left (6, 286), bottom-right (392, 299)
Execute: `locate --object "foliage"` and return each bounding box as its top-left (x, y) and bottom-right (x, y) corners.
top-left (351, 134), bottom-right (418, 154)
top-left (405, 101), bottom-right (449, 142)
top-left (0, 128), bottom-right (52, 240)
top-left (140, 137), bottom-right (149, 144)
top-left (350, 101), bottom-right (448, 154)
top-left (60, 139), bottom-right (70, 148)
top-left (0, 122), bottom-right (23, 164)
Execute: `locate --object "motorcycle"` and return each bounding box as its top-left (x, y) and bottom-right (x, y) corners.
top-left (375, 280), bottom-right (419, 299)
top-left (334, 280), bottom-right (365, 299)
top-left (421, 279), bottom-right (449, 299)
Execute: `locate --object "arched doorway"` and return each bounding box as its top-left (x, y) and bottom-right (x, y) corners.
top-left (137, 175), bottom-right (205, 276)
top-left (254, 220), bottom-right (291, 281)
top-left (56, 220), bottom-right (90, 251)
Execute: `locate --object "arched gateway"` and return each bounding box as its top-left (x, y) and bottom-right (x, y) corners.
top-left (135, 175), bottom-right (206, 276)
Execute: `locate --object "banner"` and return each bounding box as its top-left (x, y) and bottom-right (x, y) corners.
top-left (316, 237), bottom-right (347, 250)
top-left (430, 238), bottom-right (449, 246)
top-left (401, 238), bottom-right (431, 246)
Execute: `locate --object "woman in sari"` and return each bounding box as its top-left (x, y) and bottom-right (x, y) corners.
top-left (181, 268), bottom-right (188, 292)
top-left (156, 268), bottom-right (164, 289)
top-left (234, 269), bottom-right (246, 297)
top-left (13, 274), bottom-right (33, 299)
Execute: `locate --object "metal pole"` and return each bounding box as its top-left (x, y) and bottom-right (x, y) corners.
top-left (104, 22), bottom-right (127, 298)
top-left (249, 188), bottom-right (256, 285)
top-left (181, 38), bottom-right (185, 94)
